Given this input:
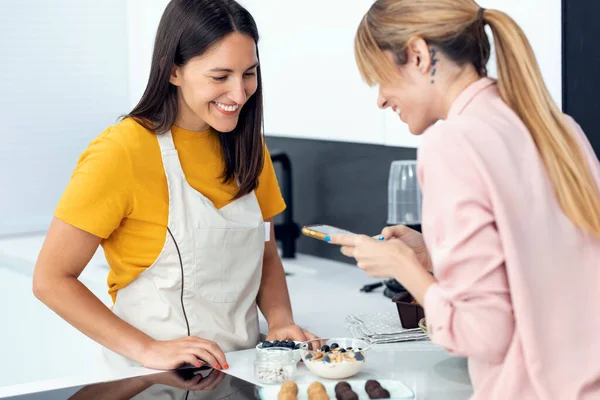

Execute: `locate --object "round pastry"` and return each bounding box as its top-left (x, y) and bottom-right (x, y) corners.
top-left (281, 381), bottom-right (299, 396)
top-left (278, 392), bottom-right (298, 400)
top-left (308, 392), bottom-right (330, 400)
top-left (368, 387), bottom-right (390, 399)
top-left (308, 381), bottom-right (326, 394)
top-left (365, 379), bottom-right (381, 393)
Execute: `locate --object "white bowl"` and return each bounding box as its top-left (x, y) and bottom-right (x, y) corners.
top-left (299, 337), bottom-right (372, 380)
top-left (256, 340), bottom-right (302, 363)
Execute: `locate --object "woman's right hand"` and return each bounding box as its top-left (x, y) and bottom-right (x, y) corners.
top-left (137, 336), bottom-right (228, 371)
top-left (380, 225), bottom-right (433, 272)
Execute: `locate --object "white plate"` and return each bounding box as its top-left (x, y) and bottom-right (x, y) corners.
top-left (258, 379), bottom-right (414, 399)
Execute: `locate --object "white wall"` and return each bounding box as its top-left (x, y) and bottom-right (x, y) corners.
top-left (241, 0), bottom-right (562, 149)
top-left (125, 0), bottom-right (171, 109)
top-left (0, 0), bottom-right (130, 235)
top-left (240, 0), bottom-right (385, 145)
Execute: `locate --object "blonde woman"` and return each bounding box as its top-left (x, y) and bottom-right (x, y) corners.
top-left (328, 1), bottom-right (600, 399)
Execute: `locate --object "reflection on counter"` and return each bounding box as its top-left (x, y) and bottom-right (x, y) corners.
top-left (5, 368), bottom-right (257, 400)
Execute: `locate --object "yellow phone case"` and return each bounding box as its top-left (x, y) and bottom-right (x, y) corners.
top-left (301, 225), bottom-right (356, 241)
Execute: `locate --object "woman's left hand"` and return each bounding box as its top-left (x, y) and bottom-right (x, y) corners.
top-left (266, 324), bottom-right (318, 342)
top-left (327, 234), bottom-right (425, 281)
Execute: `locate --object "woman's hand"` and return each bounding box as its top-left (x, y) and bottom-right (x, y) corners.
top-left (329, 234), bottom-right (425, 280)
top-left (328, 233), bottom-right (436, 305)
top-left (266, 324), bottom-right (318, 342)
top-left (136, 336), bottom-right (228, 371)
top-left (379, 225), bottom-right (432, 272)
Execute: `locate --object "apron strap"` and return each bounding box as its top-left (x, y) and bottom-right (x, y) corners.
top-left (156, 130), bottom-right (176, 153)
top-left (156, 130), bottom-right (185, 182)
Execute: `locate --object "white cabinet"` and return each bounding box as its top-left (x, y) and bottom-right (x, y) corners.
top-left (121, 0), bottom-right (562, 149)
top-left (240, 0), bottom-right (385, 145)
top-left (243, 0), bottom-right (561, 149)
top-left (124, 0), bottom-right (562, 149)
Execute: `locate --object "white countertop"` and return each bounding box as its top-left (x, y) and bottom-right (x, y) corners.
top-left (0, 236), bottom-right (472, 399)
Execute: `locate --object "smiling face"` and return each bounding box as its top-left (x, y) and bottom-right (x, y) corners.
top-left (376, 43), bottom-right (442, 136)
top-left (169, 32), bottom-right (259, 132)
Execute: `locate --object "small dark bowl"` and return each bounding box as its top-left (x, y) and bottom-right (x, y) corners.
top-left (392, 291), bottom-right (425, 329)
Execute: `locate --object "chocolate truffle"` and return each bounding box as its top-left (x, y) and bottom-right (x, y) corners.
top-left (368, 387), bottom-right (390, 399)
top-left (337, 390), bottom-right (358, 400)
top-left (335, 382), bottom-right (352, 394)
top-left (365, 380), bottom-right (381, 393)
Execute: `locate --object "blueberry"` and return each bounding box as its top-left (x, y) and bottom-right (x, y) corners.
top-left (340, 348), bottom-right (347, 353)
top-left (285, 340), bottom-right (295, 348)
top-left (262, 341), bottom-right (272, 348)
top-left (321, 345), bottom-right (330, 353)
top-left (357, 348), bottom-right (362, 351)
top-left (355, 352), bottom-right (365, 361)
top-left (294, 343), bottom-right (300, 350)
top-left (330, 343), bottom-right (339, 349)
top-left (323, 354), bottom-right (331, 363)
top-left (346, 347), bottom-right (353, 350)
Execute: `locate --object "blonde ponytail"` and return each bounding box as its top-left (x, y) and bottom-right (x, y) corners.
top-left (355, 0), bottom-right (600, 237)
top-left (484, 9), bottom-right (600, 237)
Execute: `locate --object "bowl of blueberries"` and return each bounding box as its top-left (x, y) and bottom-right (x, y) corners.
top-left (299, 337), bottom-right (372, 379)
top-left (256, 339), bottom-right (303, 363)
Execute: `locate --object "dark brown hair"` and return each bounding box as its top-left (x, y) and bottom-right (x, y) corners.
top-left (124, 0), bottom-right (264, 199)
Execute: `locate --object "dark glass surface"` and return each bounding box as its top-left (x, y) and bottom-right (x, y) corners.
top-left (3, 367), bottom-right (260, 400)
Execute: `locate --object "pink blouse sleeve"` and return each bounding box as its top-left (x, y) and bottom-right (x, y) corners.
top-left (418, 122), bottom-right (515, 363)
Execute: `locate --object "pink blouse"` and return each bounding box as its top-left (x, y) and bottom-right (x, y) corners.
top-left (419, 78), bottom-right (600, 399)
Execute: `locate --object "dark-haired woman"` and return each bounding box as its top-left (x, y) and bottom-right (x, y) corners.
top-left (33, 0), bottom-right (314, 371)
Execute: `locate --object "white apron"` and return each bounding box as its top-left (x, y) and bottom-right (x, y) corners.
top-left (104, 130), bottom-right (265, 368)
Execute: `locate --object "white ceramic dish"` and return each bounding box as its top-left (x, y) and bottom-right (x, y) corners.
top-left (258, 379), bottom-right (415, 399)
top-left (299, 338), bottom-right (371, 380)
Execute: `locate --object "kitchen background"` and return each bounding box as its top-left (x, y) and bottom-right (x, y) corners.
top-left (0, 0), bottom-right (597, 266)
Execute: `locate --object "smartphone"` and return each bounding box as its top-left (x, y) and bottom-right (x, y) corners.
top-left (301, 224), bottom-right (357, 241)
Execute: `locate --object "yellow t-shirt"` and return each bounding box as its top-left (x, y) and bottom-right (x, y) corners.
top-left (55, 118), bottom-right (286, 302)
